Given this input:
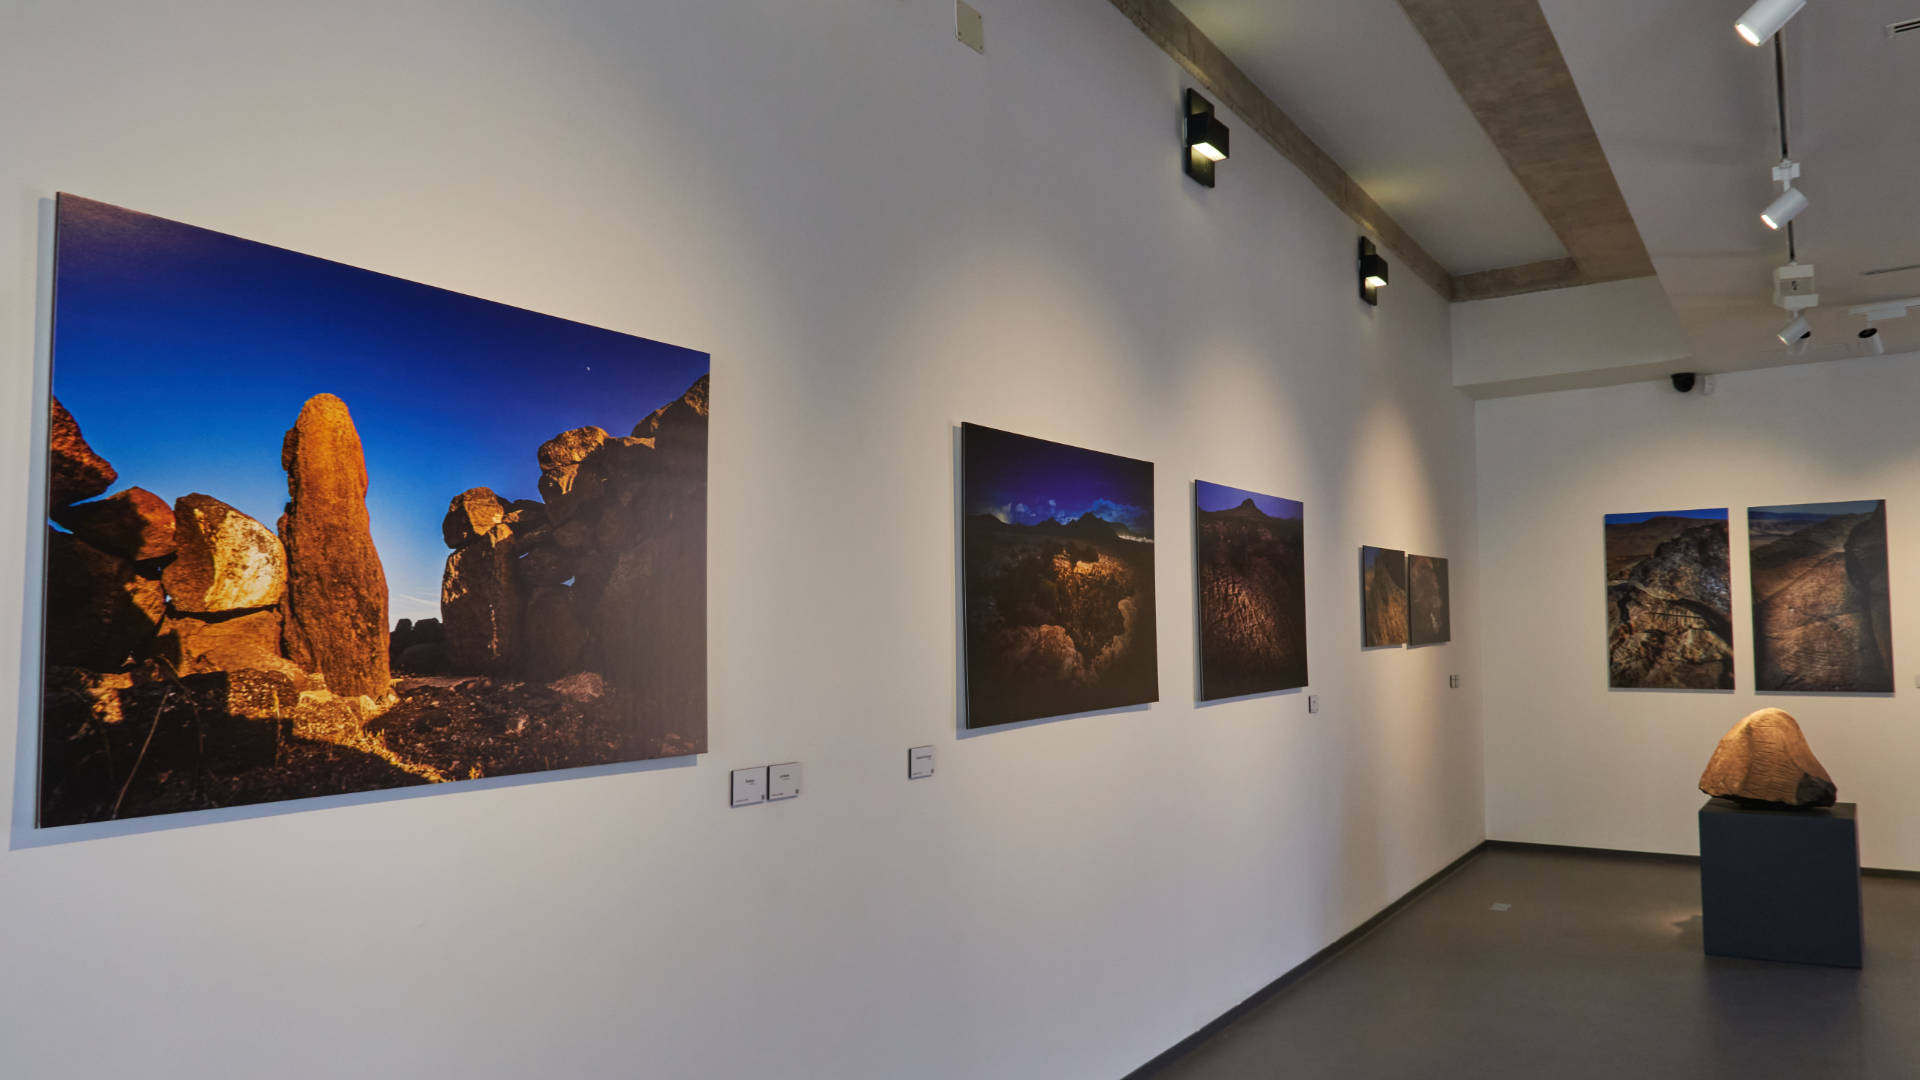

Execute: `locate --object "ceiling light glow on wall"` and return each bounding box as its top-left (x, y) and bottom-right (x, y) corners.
top-left (1776, 315), bottom-right (1811, 346)
top-left (1183, 88), bottom-right (1230, 187)
top-left (1761, 185), bottom-right (1808, 230)
top-left (1358, 237), bottom-right (1389, 305)
top-left (1736, 0), bottom-right (1806, 45)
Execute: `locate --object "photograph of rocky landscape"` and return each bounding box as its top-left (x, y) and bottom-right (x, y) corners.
top-left (1603, 508), bottom-right (1732, 690)
top-left (37, 194), bottom-right (709, 826)
top-left (1361, 546), bottom-right (1408, 647)
top-left (961, 424), bottom-right (1157, 727)
top-left (1407, 554), bottom-right (1450, 646)
top-left (1194, 481), bottom-right (1306, 700)
top-left (1749, 500), bottom-right (1892, 693)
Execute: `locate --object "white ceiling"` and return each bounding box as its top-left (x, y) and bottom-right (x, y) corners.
top-left (1541, 0), bottom-right (1920, 366)
top-left (1172, 0), bottom-right (1569, 276)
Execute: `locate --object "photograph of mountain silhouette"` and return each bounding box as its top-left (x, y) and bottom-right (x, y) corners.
top-left (1407, 555), bottom-right (1450, 647)
top-left (961, 423), bottom-right (1157, 727)
top-left (1603, 508), bottom-right (1732, 690)
top-left (1749, 500), bottom-right (1892, 693)
top-left (1194, 481), bottom-right (1306, 700)
top-left (37, 194), bottom-right (709, 826)
top-left (1361, 546), bottom-right (1408, 647)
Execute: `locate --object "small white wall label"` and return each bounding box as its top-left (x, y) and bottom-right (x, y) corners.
top-left (731, 766), bottom-right (768, 807)
top-left (908, 746), bottom-right (935, 780)
top-left (768, 762), bottom-right (802, 801)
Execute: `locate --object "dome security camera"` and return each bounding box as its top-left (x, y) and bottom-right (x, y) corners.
top-left (1671, 372), bottom-right (1698, 393)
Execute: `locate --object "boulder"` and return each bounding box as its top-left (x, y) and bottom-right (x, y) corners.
top-left (520, 585), bottom-right (588, 680)
top-left (1699, 708), bottom-right (1837, 807)
top-left (399, 641), bottom-right (448, 675)
top-left (537, 426), bottom-right (611, 523)
top-left (157, 609), bottom-right (305, 682)
top-left (162, 494), bottom-right (286, 613)
top-left (280, 394), bottom-right (392, 699)
top-left (442, 536), bottom-right (521, 673)
top-left (442, 487), bottom-right (509, 549)
top-left (632, 373), bottom-right (710, 444)
top-left (515, 543), bottom-right (574, 588)
top-left (53, 487), bottom-right (176, 562)
top-left (44, 530), bottom-right (165, 670)
top-left (47, 397), bottom-right (117, 509)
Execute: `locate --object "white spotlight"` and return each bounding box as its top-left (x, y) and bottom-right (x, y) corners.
top-left (1859, 328), bottom-right (1886, 356)
top-left (1761, 186), bottom-right (1808, 230)
top-left (1776, 316), bottom-right (1810, 346)
top-left (1736, 0), bottom-right (1806, 45)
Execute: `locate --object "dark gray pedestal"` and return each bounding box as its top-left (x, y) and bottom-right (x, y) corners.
top-left (1698, 798), bottom-right (1862, 968)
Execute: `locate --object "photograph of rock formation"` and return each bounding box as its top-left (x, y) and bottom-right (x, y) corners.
top-left (1407, 554), bottom-right (1450, 647)
top-left (1194, 481), bottom-right (1306, 700)
top-left (1749, 500), bottom-right (1892, 693)
top-left (1603, 508), bottom-right (1732, 690)
top-left (961, 424), bottom-right (1157, 728)
top-left (37, 194), bottom-right (708, 827)
top-left (1361, 547), bottom-right (1408, 647)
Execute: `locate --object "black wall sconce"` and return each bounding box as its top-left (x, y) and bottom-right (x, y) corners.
top-left (1358, 237), bottom-right (1389, 305)
top-left (1184, 88), bottom-right (1230, 187)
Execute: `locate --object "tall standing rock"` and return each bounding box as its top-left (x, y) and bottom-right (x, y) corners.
top-left (48, 397), bottom-right (117, 510)
top-left (280, 394), bottom-right (391, 699)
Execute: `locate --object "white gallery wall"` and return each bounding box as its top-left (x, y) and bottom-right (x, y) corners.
top-left (0, 2), bottom-right (1482, 1078)
top-left (1479, 355), bottom-right (1920, 870)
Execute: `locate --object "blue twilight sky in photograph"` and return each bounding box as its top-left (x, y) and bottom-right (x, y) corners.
top-left (1194, 480), bottom-right (1301, 520)
top-left (51, 195), bottom-right (709, 626)
top-left (1362, 545), bottom-right (1402, 571)
top-left (1603, 508), bottom-right (1728, 526)
top-left (963, 424), bottom-right (1154, 539)
top-left (1750, 500), bottom-right (1882, 520)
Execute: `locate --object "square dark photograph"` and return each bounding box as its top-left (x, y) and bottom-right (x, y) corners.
top-left (961, 423), bottom-right (1157, 727)
top-left (1603, 508), bottom-right (1732, 690)
top-left (1361, 546), bottom-right (1408, 647)
top-left (1749, 500), bottom-right (1892, 693)
top-left (38, 195), bottom-right (709, 826)
top-left (1194, 481), bottom-right (1306, 700)
top-left (1407, 555), bottom-right (1450, 646)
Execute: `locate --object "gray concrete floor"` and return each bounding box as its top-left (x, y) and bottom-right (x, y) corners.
top-left (1151, 847), bottom-right (1920, 1080)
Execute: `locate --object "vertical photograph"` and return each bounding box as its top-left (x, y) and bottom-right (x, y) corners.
top-left (1361, 546), bottom-right (1408, 647)
top-left (960, 423), bottom-right (1157, 728)
top-left (1749, 500), bottom-right (1892, 693)
top-left (38, 195), bottom-right (710, 826)
top-left (1407, 555), bottom-right (1450, 647)
top-left (1603, 508), bottom-right (1732, 690)
top-left (1194, 481), bottom-right (1306, 700)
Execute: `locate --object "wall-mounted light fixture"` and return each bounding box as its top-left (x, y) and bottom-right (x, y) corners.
top-left (1358, 237), bottom-right (1389, 305)
top-left (1184, 88), bottom-right (1230, 187)
top-left (1736, 0), bottom-right (1806, 46)
top-left (1776, 315), bottom-right (1811, 346)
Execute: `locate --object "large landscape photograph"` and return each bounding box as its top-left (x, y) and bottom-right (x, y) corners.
top-left (1749, 500), bottom-right (1892, 693)
top-left (961, 424), bottom-right (1157, 727)
top-left (38, 194), bottom-right (709, 826)
top-left (1361, 546), bottom-right (1408, 647)
top-left (1194, 481), bottom-right (1306, 700)
top-left (1603, 508), bottom-right (1732, 690)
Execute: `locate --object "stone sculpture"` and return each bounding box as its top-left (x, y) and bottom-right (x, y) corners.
top-left (1699, 707), bottom-right (1836, 807)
